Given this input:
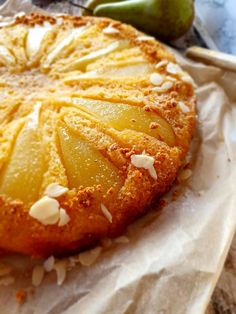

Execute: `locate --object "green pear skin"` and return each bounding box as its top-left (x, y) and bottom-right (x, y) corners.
top-left (82, 0), bottom-right (127, 16)
top-left (94, 0), bottom-right (194, 41)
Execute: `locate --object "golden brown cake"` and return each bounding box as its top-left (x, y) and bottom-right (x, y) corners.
top-left (0, 13), bottom-right (196, 257)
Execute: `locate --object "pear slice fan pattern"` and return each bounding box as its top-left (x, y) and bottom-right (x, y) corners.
top-left (0, 13), bottom-right (196, 256)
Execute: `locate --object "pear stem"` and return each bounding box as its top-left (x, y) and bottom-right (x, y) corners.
top-left (69, 0), bottom-right (93, 12)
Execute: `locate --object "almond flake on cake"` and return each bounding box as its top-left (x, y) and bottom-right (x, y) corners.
top-left (131, 153), bottom-right (157, 180)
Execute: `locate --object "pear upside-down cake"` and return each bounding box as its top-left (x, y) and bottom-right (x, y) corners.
top-left (0, 13), bottom-right (196, 257)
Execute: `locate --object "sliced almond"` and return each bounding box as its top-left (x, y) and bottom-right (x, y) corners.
top-left (166, 62), bottom-right (182, 75)
top-left (178, 169), bottom-right (192, 181)
top-left (152, 81), bottom-right (173, 93)
top-left (79, 247), bottom-right (102, 266)
top-left (166, 76), bottom-right (176, 82)
top-left (32, 265), bottom-right (45, 287)
top-left (137, 36), bottom-right (155, 42)
top-left (155, 60), bottom-right (168, 69)
top-left (58, 208), bottom-right (70, 227)
top-left (178, 101), bottom-right (190, 113)
top-left (54, 260), bottom-right (67, 286)
top-left (101, 203), bottom-right (112, 223)
top-left (150, 73), bottom-right (163, 86)
top-left (101, 237), bottom-right (113, 248)
top-left (43, 256), bottom-right (55, 272)
top-left (45, 183), bottom-right (68, 198)
top-left (181, 74), bottom-right (196, 87)
top-left (103, 24), bottom-right (120, 35)
top-left (131, 153), bottom-right (157, 180)
top-left (29, 196), bottom-right (60, 225)
top-left (68, 256), bottom-right (80, 269)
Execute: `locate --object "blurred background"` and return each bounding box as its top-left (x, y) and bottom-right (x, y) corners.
top-left (196, 0), bottom-right (236, 54)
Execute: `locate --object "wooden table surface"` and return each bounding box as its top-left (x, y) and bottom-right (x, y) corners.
top-left (206, 233), bottom-right (236, 314)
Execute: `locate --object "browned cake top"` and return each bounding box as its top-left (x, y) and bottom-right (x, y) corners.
top-left (0, 13), bottom-right (196, 256)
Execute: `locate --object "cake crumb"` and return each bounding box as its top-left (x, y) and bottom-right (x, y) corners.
top-left (198, 190), bottom-right (205, 197)
top-left (149, 122), bottom-right (160, 130)
top-left (16, 290), bottom-right (27, 305)
top-left (159, 199), bottom-right (168, 208)
top-left (172, 189), bottom-right (182, 201)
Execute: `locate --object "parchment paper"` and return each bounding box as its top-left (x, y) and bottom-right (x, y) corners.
top-left (0, 1), bottom-right (236, 313)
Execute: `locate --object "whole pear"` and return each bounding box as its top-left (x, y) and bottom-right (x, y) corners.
top-left (94, 0), bottom-right (194, 41)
